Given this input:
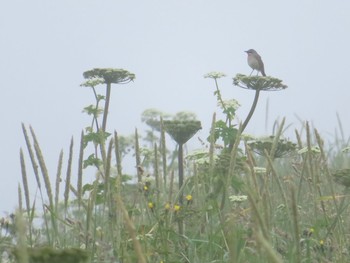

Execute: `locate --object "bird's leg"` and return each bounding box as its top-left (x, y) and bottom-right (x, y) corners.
top-left (249, 69), bottom-right (254, 76)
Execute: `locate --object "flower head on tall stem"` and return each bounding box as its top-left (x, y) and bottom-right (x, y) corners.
top-left (83, 68), bottom-right (135, 132)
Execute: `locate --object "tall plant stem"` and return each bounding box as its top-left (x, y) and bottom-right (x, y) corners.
top-left (178, 143), bottom-right (184, 205)
top-left (214, 78), bottom-right (226, 111)
top-left (91, 87), bottom-right (101, 131)
top-left (214, 78), bottom-right (231, 126)
top-left (178, 142), bottom-right (184, 236)
top-left (241, 89), bottom-right (261, 133)
top-left (102, 82), bottom-right (111, 132)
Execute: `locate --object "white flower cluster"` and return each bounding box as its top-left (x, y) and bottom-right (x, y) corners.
top-left (228, 195), bottom-right (247, 203)
top-left (218, 99), bottom-right (241, 110)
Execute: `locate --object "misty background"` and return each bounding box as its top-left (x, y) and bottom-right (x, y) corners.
top-left (1, 1), bottom-right (350, 213)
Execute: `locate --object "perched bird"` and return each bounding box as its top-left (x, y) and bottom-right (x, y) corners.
top-left (245, 49), bottom-right (266, 76)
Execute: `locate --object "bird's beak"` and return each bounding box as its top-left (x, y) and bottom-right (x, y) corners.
top-left (244, 50), bottom-right (248, 53)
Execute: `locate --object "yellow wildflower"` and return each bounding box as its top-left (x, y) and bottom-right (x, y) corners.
top-left (186, 194), bottom-right (193, 201)
top-left (174, 204), bottom-right (181, 212)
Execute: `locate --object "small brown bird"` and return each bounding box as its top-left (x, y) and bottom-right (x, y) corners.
top-left (245, 49), bottom-right (266, 76)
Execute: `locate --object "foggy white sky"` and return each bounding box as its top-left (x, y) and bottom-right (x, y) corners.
top-left (1, 1), bottom-right (350, 212)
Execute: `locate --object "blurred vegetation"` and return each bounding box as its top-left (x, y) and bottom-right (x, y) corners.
top-left (1, 69), bottom-right (350, 263)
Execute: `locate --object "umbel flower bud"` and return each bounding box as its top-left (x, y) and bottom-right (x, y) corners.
top-left (233, 74), bottom-right (287, 91)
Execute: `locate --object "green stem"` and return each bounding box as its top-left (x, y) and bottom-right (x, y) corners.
top-left (102, 82), bottom-right (111, 132)
top-left (241, 89), bottom-right (261, 133)
top-left (178, 143), bottom-right (184, 205)
top-left (178, 143), bottom-right (184, 236)
top-left (214, 78), bottom-right (231, 125)
top-left (214, 78), bottom-right (226, 111)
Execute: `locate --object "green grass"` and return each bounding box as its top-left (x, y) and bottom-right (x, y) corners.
top-left (1, 71), bottom-right (350, 263)
top-left (4, 120), bottom-right (348, 263)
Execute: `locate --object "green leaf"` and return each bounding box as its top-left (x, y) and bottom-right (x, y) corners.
top-left (83, 154), bottom-right (102, 168)
top-left (83, 130), bottom-right (111, 148)
top-left (212, 120), bottom-right (238, 146)
top-left (82, 105), bottom-right (103, 117)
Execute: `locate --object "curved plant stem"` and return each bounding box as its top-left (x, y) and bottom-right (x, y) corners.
top-left (241, 89), bottom-right (261, 133)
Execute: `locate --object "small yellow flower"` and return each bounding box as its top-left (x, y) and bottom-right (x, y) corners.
top-left (144, 185), bottom-right (148, 191)
top-left (320, 240), bottom-right (324, 245)
top-left (165, 203), bottom-right (171, 210)
top-left (174, 204), bottom-right (181, 212)
top-left (148, 202), bottom-right (154, 209)
top-left (186, 194), bottom-right (193, 201)
top-left (309, 228), bottom-right (314, 234)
